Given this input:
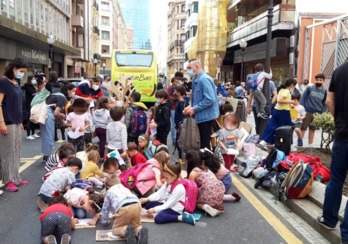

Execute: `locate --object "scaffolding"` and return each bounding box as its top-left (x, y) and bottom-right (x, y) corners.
top-left (187, 0), bottom-right (228, 77)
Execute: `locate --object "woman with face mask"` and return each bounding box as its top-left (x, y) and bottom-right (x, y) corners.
top-left (22, 75), bottom-right (39, 140)
top-left (0, 58), bottom-right (29, 193)
top-left (75, 77), bottom-right (104, 102)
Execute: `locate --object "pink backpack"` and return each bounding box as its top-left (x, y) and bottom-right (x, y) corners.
top-left (119, 163), bottom-right (152, 190)
top-left (170, 179), bottom-right (198, 213)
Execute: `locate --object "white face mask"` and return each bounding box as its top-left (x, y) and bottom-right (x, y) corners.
top-left (31, 79), bottom-right (37, 85)
top-left (92, 84), bottom-right (100, 91)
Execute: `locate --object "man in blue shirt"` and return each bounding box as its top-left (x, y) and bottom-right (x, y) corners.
top-left (183, 59), bottom-right (219, 149)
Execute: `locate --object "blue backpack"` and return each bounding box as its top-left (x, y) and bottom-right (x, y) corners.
top-left (131, 107), bottom-right (147, 135)
top-left (246, 72), bottom-right (262, 90)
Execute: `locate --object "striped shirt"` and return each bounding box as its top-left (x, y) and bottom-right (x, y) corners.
top-left (45, 152), bottom-right (59, 172)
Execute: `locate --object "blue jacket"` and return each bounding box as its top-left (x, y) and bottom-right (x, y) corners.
top-left (192, 71), bottom-right (219, 123)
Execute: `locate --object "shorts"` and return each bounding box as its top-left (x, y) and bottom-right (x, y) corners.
top-left (301, 113), bottom-right (316, 130)
top-left (293, 123), bottom-right (302, 129)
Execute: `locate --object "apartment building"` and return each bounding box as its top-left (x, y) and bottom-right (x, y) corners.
top-left (0, 0), bottom-right (80, 78)
top-left (167, 0), bottom-right (186, 72)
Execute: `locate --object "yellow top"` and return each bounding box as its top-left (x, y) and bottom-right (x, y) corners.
top-left (275, 89), bottom-right (291, 111)
top-left (80, 161), bottom-right (105, 179)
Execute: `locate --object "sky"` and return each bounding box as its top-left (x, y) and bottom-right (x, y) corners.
top-left (150, 0), bottom-right (169, 50)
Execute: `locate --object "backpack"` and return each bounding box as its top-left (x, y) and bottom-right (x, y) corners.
top-left (246, 72), bottom-right (263, 90)
top-left (119, 163), bottom-right (152, 190)
top-left (170, 179), bottom-right (198, 213)
top-left (263, 148), bottom-right (278, 171)
top-left (71, 179), bottom-right (93, 190)
top-left (280, 161), bottom-right (314, 199)
top-left (130, 107), bottom-right (147, 135)
top-left (238, 157), bottom-right (261, 178)
top-left (177, 117), bottom-right (200, 152)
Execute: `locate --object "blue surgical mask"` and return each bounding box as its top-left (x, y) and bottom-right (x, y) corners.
top-left (31, 79), bottom-right (37, 85)
top-left (69, 92), bottom-right (75, 98)
top-left (15, 72), bottom-right (24, 79)
top-left (188, 70), bottom-right (195, 78)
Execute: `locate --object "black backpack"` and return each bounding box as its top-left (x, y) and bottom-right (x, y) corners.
top-left (263, 148), bottom-right (278, 171)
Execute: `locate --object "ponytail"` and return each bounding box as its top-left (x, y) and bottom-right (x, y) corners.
top-left (280, 78), bottom-right (294, 89)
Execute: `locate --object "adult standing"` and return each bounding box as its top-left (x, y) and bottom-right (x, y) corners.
top-left (300, 79), bottom-right (309, 94)
top-left (22, 75), bottom-right (39, 140)
top-left (183, 59), bottom-right (219, 150)
top-left (0, 58), bottom-right (29, 192)
top-left (167, 77), bottom-right (180, 145)
top-left (101, 75), bottom-right (111, 97)
top-left (75, 77), bottom-right (104, 102)
top-left (300, 73), bottom-right (327, 147)
top-left (41, 84), bottom-right (75, 162)
top-left (45, 71), bottom-right (61, 93)
top-left (157, 77), bottom-right (164, 90)
top-left (318, 62), bottom-right (348, 243)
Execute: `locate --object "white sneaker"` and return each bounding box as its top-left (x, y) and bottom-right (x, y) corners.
top-left (0, 189), bottom-right (3, 195)
top-left (33, 134), bottom-right (40, 138)
top-left (203, 204), bottom-right (221, 217)
top-left (26, 135), bottom-right (35, 140)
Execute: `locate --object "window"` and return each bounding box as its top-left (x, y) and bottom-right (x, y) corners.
top-left (181, 4), bottom-right (185, 12)
top-left (16, 0), bottom-right (22, 22)
top-left (101, 45), bottom-right (110, 54)
top-left (78, 33), bottom-right (84, 48)
top-left (115, 53), bottom-right (153, 67)
top-left (181, 19), bottom-right (185, 28)
top-left (177, 20), bottom-right (179, 30)
top-left (191, 25), bottom-right (197, 36)
top-left (180, 34), bottom-right (186, 42)
top-left (1, 0), bottom-right (6, 13)
top-left (101, 16), bottom-right (109, 25)
top-left (186, 8), bottom-right (190, 17)
top-left (192, 1), bottom-right (198, 13)
top-left (9, 0), bottom-right (14, 18)
top-left (100, 1), bottom-right (109, 11)
top-left (101, 30), bottom-right (110, 40)
top-left (186, 31), bottom-right (190, 40)
top-left (180, 46), bottom-right (184, 53)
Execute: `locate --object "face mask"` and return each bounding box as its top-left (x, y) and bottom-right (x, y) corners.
top-left (69, 92), bottom-right (75, 98)
top-left (179, 80), bottom-right (183, 85)
top-left (92, 84), bottom-right (100, 91)
top-left (156, 98), bottom-right (160, 103)
top-left (315, 83), bottom-right (322, 88)
top-left (15, 72), bottom-right (24, 79)
top-left (188, 70), bottom-right (195, 77)
top-left (31, 79), bottom-right (37, 85)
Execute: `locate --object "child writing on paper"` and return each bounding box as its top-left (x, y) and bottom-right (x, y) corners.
top-left (80, 150), bottom-right (105, 187)
top-left (218, 113), bottom-right (242, 171)
top-left (66, 98), bottom-right (90, 152)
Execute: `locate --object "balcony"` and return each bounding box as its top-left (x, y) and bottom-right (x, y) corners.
top-left (71, 15), bottom-right (84, 28)
top-left (93, 26), bottom-right (100, 36)
top-left (93, 0), bottom-right (99, 11)
top-left (227, 4), bottom-right (295, 48)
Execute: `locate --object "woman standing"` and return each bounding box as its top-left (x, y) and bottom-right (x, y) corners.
top-left (0, 58), bottom-right (28, 192)
top-left (22, 75), bottom-right (39, 140)
top-left (41, 83), bottom-right (75, 162)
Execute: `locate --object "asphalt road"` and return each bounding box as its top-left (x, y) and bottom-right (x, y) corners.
top-left (0, 131), bottom-right (302, 244)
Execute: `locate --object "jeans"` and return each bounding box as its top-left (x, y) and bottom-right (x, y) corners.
top-left (261, 109), bottom-right (292, 144)
top-left (170, 110), bottom-right (176, 143)
top-left (323, 140), bottom-right (348, 240)
top-left (40, 108), bottom-right (55, 157)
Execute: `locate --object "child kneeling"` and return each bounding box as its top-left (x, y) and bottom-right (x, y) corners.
top-left (140, 162), bottom-right (195, 225)
top-left (101, 175), bottom-right (148, 244)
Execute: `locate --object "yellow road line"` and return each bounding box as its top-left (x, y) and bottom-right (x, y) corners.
top-left (233, 176), bottom-right (303, 244)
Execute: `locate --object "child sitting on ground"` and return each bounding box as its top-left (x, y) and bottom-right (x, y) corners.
top-left (200, 149), bottom-right (241, 201)
top-left (80, 150), bottom-right (105, 187)
top-left (140, 161), bottom-right (196, 225)
top-left (40, 191), bottom-right (78, 244)
top-left (76, 143), bottom-right (99, 165)
top-left (138, 134), bottom-right (169, 160)
top-left (64, 187), bottom-right (104, 223)
top-left (107, 106), bottom-right (128, 157)
top-left (66, 98), bottom-right (90, 152)
top-left (45, 142), bottom-right (75, 172)
top-left (104, 150), bottom-right (127, 171)
top-left (291, 93), bottom-right (306, 147)
top-left (101, 175), bottom-right (149, 244)
top-left (187, 150), bottom-right (225, 217)
top-left (43, 149), bottom-right (75, 181)
top-left (38, 158), bottom-right (82, 212)
top-left (127, 142), bottom-right (147, 166)
top-left (218, 112), bottom-right (242, 171)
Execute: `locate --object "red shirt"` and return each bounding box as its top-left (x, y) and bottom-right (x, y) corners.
top-left (75, 82), bottom-right (104, 99)
top-left (131, 152), bottom-right (147, 166)
top-left (40, 203), bottom-right (73, 222)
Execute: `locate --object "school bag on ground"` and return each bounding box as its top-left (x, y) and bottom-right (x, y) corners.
top-left (177, 117), bottom-right (200, 152)
top-left (130, 107), bottom-right (147, 135)
top-left (71, 179), bottom-right (93, 190)
top-left (119, 163), bottom-right (153, 190)
top-left (246, 72), bottom-right (263, 90)
top-left (280, 160), bottom-right (314, 199)
top-left (170, 179), bottom-right (198, 213)
top-left (238, 157), bottom-right (261, 178)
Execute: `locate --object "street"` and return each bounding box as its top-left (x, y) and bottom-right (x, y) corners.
top-left (0, 114), bottom-right (324, 244)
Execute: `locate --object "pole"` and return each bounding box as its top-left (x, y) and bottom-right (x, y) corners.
top-left (94, 63), bottom-right (97, 77)
top-left (259, 0), bottom-right (273, 137)
top-left (49, 44), bottom-right (53, 71)
top-left (240, 49), bottom-right (245, 82)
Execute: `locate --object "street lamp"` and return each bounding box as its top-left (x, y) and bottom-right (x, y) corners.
top-left (93, 58), bottom-right (98, 77)
top-left (47, 34), bottom-right (55, 71)
top-left (239, 38), bottom-right (247, 82)
top-left (102, 62), bottom-right (106, 76)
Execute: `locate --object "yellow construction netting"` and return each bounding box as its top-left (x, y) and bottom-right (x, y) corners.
top-left (187, 0), bottom-right (228, 77)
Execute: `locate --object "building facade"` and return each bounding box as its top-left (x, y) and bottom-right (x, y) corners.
top-left (98, 0), bottom-right (128, 76)
top-left (118, 0), bottom-right (152, 50)
top-left (0, 0), bottom-right (80, 79)
top-left (184, 0), bottom-right (199, 68)
top-left (167, 0), bottom-right (186, 72)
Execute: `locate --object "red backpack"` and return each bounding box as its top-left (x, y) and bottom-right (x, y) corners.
top-left (170, 179), bottom-right (198, 213)
top-left (119, 163), bottom-right (153, 190)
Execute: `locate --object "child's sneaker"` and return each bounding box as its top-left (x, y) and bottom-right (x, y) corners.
top-left (297, 138), bottom-right (303, 147)
top-left (232, 192), bottom-right (241, 202)
top-left (317, 216), bottom-right (336, 230)
top-left (5, 181), bottom-right (18, 192)
top-left (137, 227), bottom-right (148, 244)
top-left (125, 225), bottom-right (137, 244)
top-left (47, 235), bottom-right (57, 244)
top-left (203, 204), bottom-right (221, 217)
top-left (60, 234), bottom-right (71, 244)
top-left (182, 212), bottom-right (195, 225)
top-left (0, 189), bottom-right (3, 195)
top-left (258, 112), bottom-right (269, 120)
top-left (178, 159), bottom-right (184, 165)
top-left (17, 180), bottom-right (29, 186)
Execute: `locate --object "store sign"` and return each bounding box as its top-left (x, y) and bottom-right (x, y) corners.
top-left (17, 47), bottom-right (48, 64)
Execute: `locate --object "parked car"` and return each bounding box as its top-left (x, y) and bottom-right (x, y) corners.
top-left (57, 77), bottom-right (83, 87)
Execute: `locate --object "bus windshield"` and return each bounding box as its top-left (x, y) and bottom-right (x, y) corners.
top-left (115, 53), bottom-right (153, 67)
